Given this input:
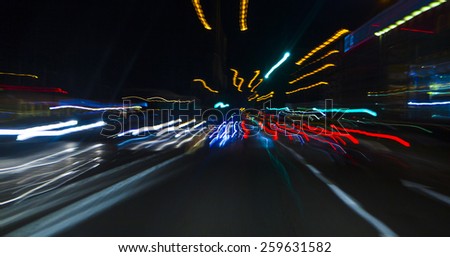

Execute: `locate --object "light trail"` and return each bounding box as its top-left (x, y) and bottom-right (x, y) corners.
top-left (0, 120), bottom-right (78, 136)
top-left (264, 52), bottom-right (290, 79)
top-left (16, 121), bottom-right (106, 141)
top-left (193, 79), bottom-right (219, 94)
top-left (192, 0), bottom-right (212, 30)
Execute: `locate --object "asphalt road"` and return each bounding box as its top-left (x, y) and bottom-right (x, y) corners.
top-left (1, 119), bottom-right (450, 236)
top-left (56, 134), bottom-right (450, 236)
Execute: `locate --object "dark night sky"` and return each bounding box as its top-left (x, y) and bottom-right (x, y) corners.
top-left (0, 0), bottom-right (396, 102)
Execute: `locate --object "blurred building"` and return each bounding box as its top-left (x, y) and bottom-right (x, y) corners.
top-left (341, 0), bottom-right (450, 121)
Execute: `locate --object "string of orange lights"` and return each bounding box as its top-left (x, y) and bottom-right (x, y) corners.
top-left (285, 82), bottom-right (329, 95)
top-left (239, 0), bottom-right (249, 31)
top-left (192, 0), bottom-right (212, 30)
top-left (295, 29), bottom-right (349, 66)
top-left (289, 64), bottom-right (336, 85)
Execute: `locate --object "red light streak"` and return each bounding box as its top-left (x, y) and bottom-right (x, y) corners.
top-left (0, 84), bottom-right (68, 94)
top-left (331, 125), bottom-right (410, 147)
top-left (400, 27), bottom-right (434, 34)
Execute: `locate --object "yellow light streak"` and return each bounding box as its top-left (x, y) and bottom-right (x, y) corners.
top-left (230, 68), bottom-right (245, 92)
top-left (289, 64), bottom-right (336, 84)
top-left (240, 0), bottom-right (249, 31)
top-left (250, 79), bottom-right (263, 93)
top-left (0, 71), bottom-right (38, 79)
top-left (303, 50), bottom-right (339, 68)
top-left (374, 0), bottom-right (447, 37)
top-left (192, 0), bottom-right (212, 30)
top-left (247, 70), bottom-right (260, 88)
top-left (285, 82), bottom-right (329, 95)
top-left (295, 29), bottom-right (349, 66)
top-left (193, 79), bottom-right (219, 93)
top-left (256, 91), bottom-right (274, 101)
top-left (247, 92), bottom-right (259, 101)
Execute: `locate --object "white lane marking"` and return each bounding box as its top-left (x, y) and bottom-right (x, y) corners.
top-left (7, 154), bottom-right (186, 236)
top-left (277, 141), bottom-right (398, 237)
top-left (401, 180), bottom-right (450, 207)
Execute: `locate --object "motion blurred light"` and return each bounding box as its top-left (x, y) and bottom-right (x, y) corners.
top-left (374, 0), bottom-right (447, 37)
top-left (289, 64), bottom-right (336, 84)
top-left (240, 0), bottom-right (249, 31)
top-left (192, 0), bottom-right (212, 30)
top-left (193, 79), bottom-right (219, 94)
top-left (214, 102), bottom-right (230, 108)
top-left (0, 71), bottom-right (38, 79)
top-left (285, 81), bottom-right (329, 95)
top-left (264, 52), bottom-right (291, 79)
top-left (295, 29), bottom-right (349, 66)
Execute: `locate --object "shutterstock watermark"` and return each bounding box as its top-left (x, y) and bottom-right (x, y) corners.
top-left (100, 99), bottom-right (350, 138)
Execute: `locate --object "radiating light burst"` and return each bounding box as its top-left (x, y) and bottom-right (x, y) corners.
top-left (289, 64), bottom-right (336, 84)
top-left (193, 79), bottom-right (219, 94)
top-left (265, 52), bottom-right (291, 79)
top-left (374, 0), bottom-right (447, 37)
top-left (240, 0), bottom-right (249, 31)
top-left (295, 29), bottom-right (349, 66)
top-left (192, 0), bottom-right (212, 30)
top-left (286, 81), bottom-right (329, 95)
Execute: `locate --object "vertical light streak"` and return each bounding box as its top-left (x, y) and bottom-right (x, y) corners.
top-left (192, 0), bottom-right (212, 30)
top-left (247, 70), bottom-right (261, 88)
top-left (240, 0), bottom-right (249, 31)
top-left (230, 68), bottom-right (245, 92)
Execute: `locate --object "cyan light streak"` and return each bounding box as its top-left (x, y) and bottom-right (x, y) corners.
top-left (408, 101), bottom-right (450, 106)
top-left (313, 108), bottom-right (378, 117)
top-left (264, 52), bottom-right (290, 79)
top-left (214, 102), bottom-right (230, 108)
